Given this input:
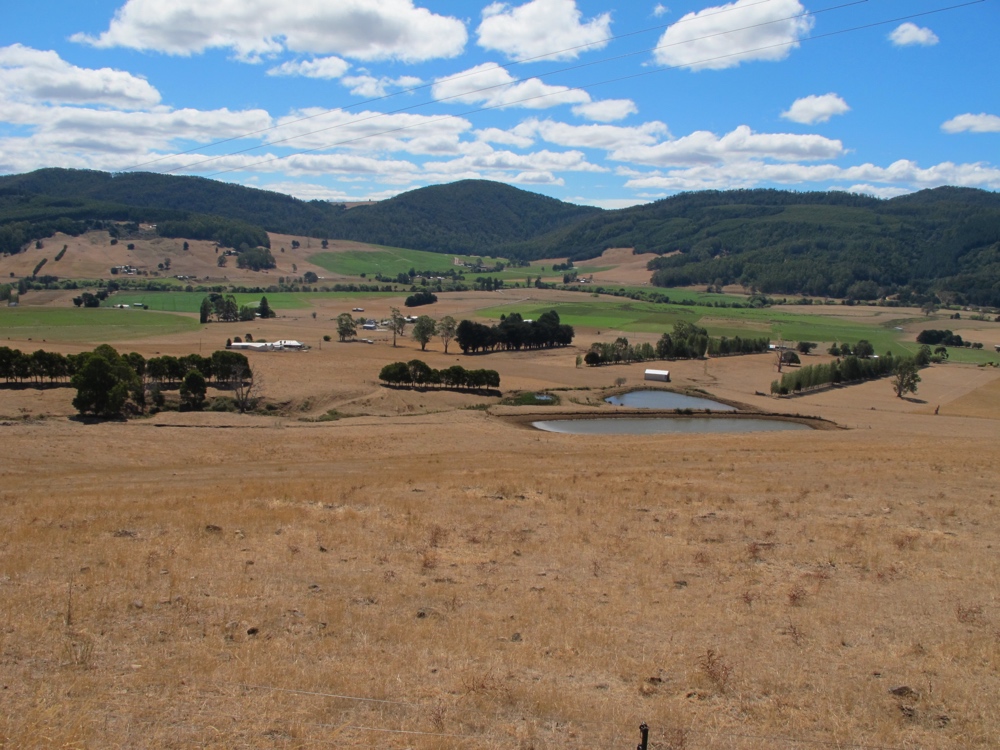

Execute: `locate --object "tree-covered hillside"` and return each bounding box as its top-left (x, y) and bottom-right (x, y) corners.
top-left (1, 169), bottom-right (998, 304)
top-left (0, 168), bottom-right (342, 236)
top-left (632, 188), bottom-right (1000, 305)
top-left (327, 179), bottom-right (600, 255)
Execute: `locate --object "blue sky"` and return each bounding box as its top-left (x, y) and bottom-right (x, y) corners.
top-left (1, 0), bottom-right (996, 207)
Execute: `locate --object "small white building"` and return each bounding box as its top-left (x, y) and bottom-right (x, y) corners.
top-left (644, 369), bottom-right (671, 382)
top-left (228, 341), bottom-right (272, 351)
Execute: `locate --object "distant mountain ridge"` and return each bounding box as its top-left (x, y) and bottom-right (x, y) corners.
top-left (1, 168), bottom-right (998, 304)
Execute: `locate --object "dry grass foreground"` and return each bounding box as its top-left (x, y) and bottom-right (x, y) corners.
top-left (1, 357), bottom-right (999, 749)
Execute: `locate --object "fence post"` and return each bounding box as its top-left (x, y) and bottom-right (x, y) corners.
top-left (636, 723), bottom-right (649, 750)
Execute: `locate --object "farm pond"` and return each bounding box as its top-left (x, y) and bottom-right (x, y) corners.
top-left (532, 417), bottom-right (812, 435)
top-left (604, 390), bottom-right (736, 411)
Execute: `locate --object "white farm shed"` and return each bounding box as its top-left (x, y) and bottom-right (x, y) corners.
top-left (644, 369), bottom-right (671, 382)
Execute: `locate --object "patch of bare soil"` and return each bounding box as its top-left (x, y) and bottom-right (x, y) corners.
top-left (0, 230), bottom-right (347, 287)
top-left (587, 246), bottom-right (660, 286)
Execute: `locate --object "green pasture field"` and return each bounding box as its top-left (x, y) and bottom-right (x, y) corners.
top-left (104, 291), bottom-right (397, 313)
top-left (476, 300), bottom-right (702, 334)
top-left (569, 284), bottom-right (747, 305)
top-left (474, 299), bottom-right (939, 356)
top-left (0, 307), bottom-right (199, 343)
top-left (309, 247), bottom-right (508, 277)
top-left (309, 247), bottom-right (614, 284)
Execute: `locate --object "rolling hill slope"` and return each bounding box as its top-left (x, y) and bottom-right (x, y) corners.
top-left (1, 169), bottom-right (998, 304)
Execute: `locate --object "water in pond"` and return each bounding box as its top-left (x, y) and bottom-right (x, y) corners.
top-left (605, 390), bottom-right (735, 411)
top-left (533, 418), bottom-right (810, 435)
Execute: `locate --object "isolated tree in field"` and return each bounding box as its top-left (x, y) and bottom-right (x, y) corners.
top-left (199, 296), bottom-right (212, 324)
top-left (437, 315), bottom-right (457, 354)
top-left (892, 358), bottom-right (921, 398)
top-left (796, 341), bottom-right (817, 355)
top-left (258, 296), bottom-right (275, 319)
top-left (388, 307), bottom-right (406, 347)
top-left (336, 312), bottom-right (357, 341)
top-left (411, 315), bottom-right (436, 351)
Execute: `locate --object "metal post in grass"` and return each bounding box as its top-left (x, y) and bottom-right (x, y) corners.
top-left (636, 723), bottom-right (649, 750)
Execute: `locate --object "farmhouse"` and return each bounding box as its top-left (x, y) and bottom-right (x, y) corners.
top-left (644, 369), bottom-right (671, 382)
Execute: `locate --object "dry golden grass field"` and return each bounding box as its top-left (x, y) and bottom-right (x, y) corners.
top-left (1, 279), bottom-right (999, 749)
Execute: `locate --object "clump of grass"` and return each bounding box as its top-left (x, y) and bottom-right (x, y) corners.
top-left (698, 649), bottom-right (732, 693)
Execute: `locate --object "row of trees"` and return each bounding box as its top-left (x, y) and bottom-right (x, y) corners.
top-left (378, 360), bottom-right (500, 391)
top-left (455, 311), bottom-right (575, 354)
top-left (583, 323), bottom-right (769, 366)
top-left (771, 348), bottom-right (928, 396)
top-left (0, 345), bottom-right (256, 417)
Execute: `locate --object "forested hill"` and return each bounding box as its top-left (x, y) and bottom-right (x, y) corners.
top-left (631, 187), bottom-right (1000, 305)
top-left (1, 168), bottom-right (999, 304)
top-left (326, 180), bottom-right (600, 254)
top-left (0, 168), bottom-right (343, 236)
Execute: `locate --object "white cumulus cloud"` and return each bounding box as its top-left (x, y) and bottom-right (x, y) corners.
top-left (941, 113), bottom-right (1000, 134)
top-left (613, 125), bottom-right (844, 167)
top-left (0, 44), bottom-right (160, 109)
top-left (432, 63), bottom-right (590, 110)
top-left (477, 0), bottom-right (612, 61)
top-left (514, 118), bottom-right (668, 151)
top-left (572, 99), bottom-right (639, 123)
top-left (889, 23), bottom-right (939, 47)
top-left (268, 57), bottom-right (350, 80)
top-left (653, 5), bottom-right (670, 19)
top-left (844, 184), bottom-right (913, 199)
top-left (653, 0), bottom-right (813, 71)
top-left (624, 159), bottom-right (1000, 193)
top-left (342, 74), bottom-right (423, 98)
top-left (781, 93), bottom-right (850, 125)
top-left (72, 0), bottom-right (468, 63)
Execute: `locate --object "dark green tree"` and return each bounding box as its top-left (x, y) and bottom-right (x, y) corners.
top-left (71, 345), bottom-right (141, 418)
top-left (199, 296), bottom-right (212, 324)
top-left (180, 370), bottom-right (207, 410)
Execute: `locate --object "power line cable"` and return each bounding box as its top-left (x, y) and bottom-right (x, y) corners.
top-left (139, 0), bottom-right (869, 176)
top-left (202, 0), bottom-right (985, 180)
top-left (120, 0), bottom-right (794, 172)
